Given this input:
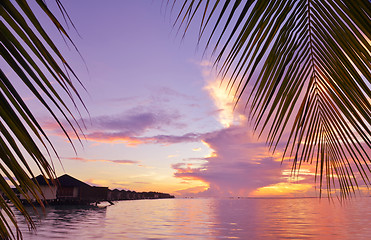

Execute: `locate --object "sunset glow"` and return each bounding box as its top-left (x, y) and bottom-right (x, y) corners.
top-left (3, 1), bottom-right (371, 240)
top-left (13, 0), bottom-right (368, 199)
top-left (251, 183), bottom-right (314, 197)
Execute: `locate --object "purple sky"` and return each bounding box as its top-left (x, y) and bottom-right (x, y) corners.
top-left (8, 0), bottom-right (369, 197)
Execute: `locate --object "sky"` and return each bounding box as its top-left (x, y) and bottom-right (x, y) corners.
top-left (8, 0), bottom-right (369, 198)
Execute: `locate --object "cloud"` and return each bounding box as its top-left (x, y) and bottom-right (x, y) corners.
top-left (200, 61), bottom-right (248, 128)
top-left (174, 186), bottom-right (209, 196)
top-left (250, 182), bottom-right (314, 197)
top-left (89, 108), bottom-right (190, 144)
top-left (44, 107), bottom-right (201, 145)
top-left (141, 133), bottom-right (202, 144)
top-left (164, 65), bottom-right (315, 197)
top-left (84, 131), bottom-right (203, 145)
top-left (90, 108), bottom-right (184, 135)
top-left (172, 121), bottom-right (316, 197)
top-left (65, 157), bottom-right (139, 165)
top-left (111, 160), bottom-right (139, 164)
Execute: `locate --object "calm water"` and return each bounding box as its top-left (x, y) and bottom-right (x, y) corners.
top-left (13, 197), bottom-right (371, 239)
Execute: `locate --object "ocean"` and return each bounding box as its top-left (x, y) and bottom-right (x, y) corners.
top-left (14, 197), bottom-right (371, 239)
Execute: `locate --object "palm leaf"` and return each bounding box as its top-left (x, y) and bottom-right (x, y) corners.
top-left (173, 0), bottom-right (371, 198)
top-left (1, 0), bottom-right (84, 238)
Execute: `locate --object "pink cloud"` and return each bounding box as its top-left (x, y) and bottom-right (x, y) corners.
top-left (44, 107), bottom-right (200, 145)
top-left (65, 157), bottom-right (139, 165)
top-left (83, 132), bottom-right (203, 145)
top-left (172, 122), bottom-right (316, 197)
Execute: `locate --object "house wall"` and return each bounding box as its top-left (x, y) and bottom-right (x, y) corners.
top-left (79, 186), bottom-right (108, 201)
top-left (57, 186), bottom-right (79, 199)
top-left (40, 186), bottom-right (57, 200)
top-left (20, 185), bottom-right (57, 201)
top-left (73, 187), bottom-right (78, 198)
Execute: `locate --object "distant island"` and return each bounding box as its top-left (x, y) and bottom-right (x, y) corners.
top-left (13, 174), bottom-right (174, 205)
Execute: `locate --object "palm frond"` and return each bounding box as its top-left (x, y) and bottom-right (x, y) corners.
top-left (173, 0), bottom-right (371, 198)
top-left (1, 0), bottom-right (84, 238)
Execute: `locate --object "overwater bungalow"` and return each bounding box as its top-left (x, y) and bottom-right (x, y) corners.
top-left (19, 175), bottom-right (57, 203)
top-left (17, 174), bottom-right (173, 205)
top-left (109, 189), bottom-right (123, 200)
top-left (56, 174), bottom-right (108, 204)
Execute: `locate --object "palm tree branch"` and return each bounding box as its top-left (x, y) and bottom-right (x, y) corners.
top-left (1, 0), bottom-right (85, 238)
top-left (172, 0), bottom-right (371, 197)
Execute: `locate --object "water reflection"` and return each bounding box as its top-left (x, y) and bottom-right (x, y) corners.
top-left (15, 205), bottom-right (107, 239)
top-left (12, 197), bottom-right (371, 239)
top-left (212, 197), bottom-right (371, 239)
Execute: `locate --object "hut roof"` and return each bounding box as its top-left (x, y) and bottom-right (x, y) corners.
top-left (57, 174), bottom-right (91, 188)
top-left (32, 175), bottom-right (52, 186)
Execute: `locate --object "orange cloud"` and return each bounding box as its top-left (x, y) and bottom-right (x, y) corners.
top-left (84, 134), bottom-right (144, 146)
top-left (250, 182), bottom-right (314, 197)
top-left (65, 157), bottom-right (139, 165)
